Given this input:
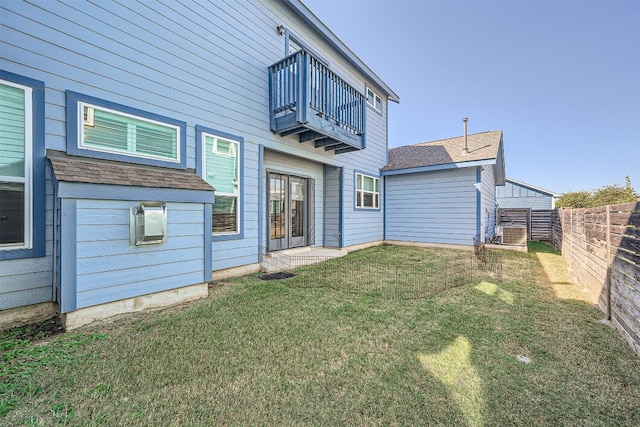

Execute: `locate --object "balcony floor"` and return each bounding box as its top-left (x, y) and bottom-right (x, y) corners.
top-left (274, 111), bottom-right (363, 154)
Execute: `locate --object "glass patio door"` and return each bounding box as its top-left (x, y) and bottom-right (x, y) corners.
top-left (289, 177), bottom-right (306, 248)
top-left (268, 173), bottom-right (307, 251)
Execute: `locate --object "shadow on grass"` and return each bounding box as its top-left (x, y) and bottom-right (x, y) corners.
top-left (4, 245), bottom-right (640, 426)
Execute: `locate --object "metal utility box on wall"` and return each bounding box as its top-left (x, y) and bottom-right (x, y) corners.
top-left (130, 202), bottom-right (167, 246)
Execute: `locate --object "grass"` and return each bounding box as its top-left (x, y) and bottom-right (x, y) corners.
top-left (2, 243), bottom-right (640, 426)
top-left (0, 330), bottom-right (107, 419)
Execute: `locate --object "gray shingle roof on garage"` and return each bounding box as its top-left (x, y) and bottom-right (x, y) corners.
top-left (383, 130), bottom-right (503, 172)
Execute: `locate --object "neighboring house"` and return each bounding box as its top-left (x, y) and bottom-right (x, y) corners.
top-left (496, 178), bottom-right (559, 209)
top-left (382, 130), bottom-right (506, 246)
top-left (0, 0), bottom-right (398, 328)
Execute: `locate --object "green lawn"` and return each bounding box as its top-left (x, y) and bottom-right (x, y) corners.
top-left (2, 243), bottom-right (640, 426)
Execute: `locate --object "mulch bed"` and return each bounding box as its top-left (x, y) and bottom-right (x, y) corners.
top-left (260, 272), bottom-right (296, 281)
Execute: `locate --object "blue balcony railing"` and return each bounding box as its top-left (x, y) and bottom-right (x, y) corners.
top-left (268, 50), bottom-right (366, 154)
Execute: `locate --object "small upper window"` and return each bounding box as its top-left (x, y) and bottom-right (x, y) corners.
top-left (79, 102), bottom-right (180, 162)
top-left (356, 172), bottom-right (380, 209)
top-left (212, 138), bottom-right (236, 157)
top-left (366, 87), bottom-right (382, 112)
top-left (67, 91), bottom-right (186, 169)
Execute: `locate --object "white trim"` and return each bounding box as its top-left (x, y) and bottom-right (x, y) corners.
top-left (356, 172), bottom-right (379, 209)
top-left (381, 158), bottom-right (497, 176)
top-left (366, 86), bottom-right (382, 112)
top-left (83, 105), bottom-right (95, 126)
top-left (77, 101), bottom-right (181, 163)
top-left (505, 178), bottom-right (560, 198)
top-left (0, 80), bottom-right (32, 251)
top-left (212, 137), bottom-right (237, 157)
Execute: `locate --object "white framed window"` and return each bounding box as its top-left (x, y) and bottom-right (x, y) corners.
top-left (78, 102), bottom-right (180, 163)
top-left (0, 80), bottom-right (32, 250)
top-left (212, 138), bottom-right (237, 157)
top-left (356, 172), bottom-right (379, 209)
top-left (203, 133), bottom-right (240, 234)
top-left (366, 87), bottom-right (382, 112)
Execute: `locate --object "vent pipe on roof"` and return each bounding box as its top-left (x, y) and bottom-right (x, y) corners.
top-left (462, 117), bottom-right (469, 154)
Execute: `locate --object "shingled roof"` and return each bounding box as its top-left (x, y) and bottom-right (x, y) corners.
top-left (382, 130), bottom-right (503, 172)
top-left (47, 150), bottom-right (214, 192)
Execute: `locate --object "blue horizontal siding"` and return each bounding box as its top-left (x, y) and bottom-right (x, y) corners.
top-left (76, 235), bottom-right (202, 258)
top-left (0, 287), bottom-right (52, 311)
top-left (0, 270), bottom-right (51, 293)
top-left (480, 166), bottom-right (497, 241)
top-left (496, 181), bottom-right (554, 209)
top-left (66, 200), bottom-right (206, 310)
top-left (1, 0), bottom-right (394, 293)
top-left (385, 168), bottom-right (478, 246)
top-left (0, 170), bottom-right (54, 310)
top-left (323, 165), bottom-right (342, 247)
top-left (497, 196), bottom-right (553, 210)
top-left (76, 248), bottom-right (204, 278)
top-left (76, 261), bottom-right (204, 294)
top-left (339, 101), bottom-right (387, 247)
top-left (77, 271), bottom-right (204, 310)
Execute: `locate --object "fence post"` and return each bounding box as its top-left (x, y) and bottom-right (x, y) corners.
top-left (527, 208), bottom-right (532, 241)
top-left (569, 209), bottom-right (573, 271)
top-left (605, 204), bottom-right (612, 320)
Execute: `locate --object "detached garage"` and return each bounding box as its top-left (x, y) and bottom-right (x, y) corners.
top-left (382, 130), bottom-right (505, 246)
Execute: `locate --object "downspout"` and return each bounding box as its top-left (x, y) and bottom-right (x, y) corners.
top-left (339, 167), bottom-right (344, 248)
top-left (258, 144), bottom-right (265, 260)
top-left (383, 176), bottom-right (387, 241)
top-left (52, 172), bottom-right (60, 305)
top-left (476, 167), bottom-right (482, 241)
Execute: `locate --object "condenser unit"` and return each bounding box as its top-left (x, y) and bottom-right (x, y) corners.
top-left (500, 225), bottom-right (527, 246)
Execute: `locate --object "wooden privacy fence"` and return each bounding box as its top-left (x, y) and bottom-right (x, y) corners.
top-left (498, 208), bottom-right (553, 242)
top-left (551, 201), bottom-right (640, 356)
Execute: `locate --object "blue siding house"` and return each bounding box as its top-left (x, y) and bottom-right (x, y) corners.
top-left (0, 0), bottom-right (398, 328)
top-left (382, 130), bottom-right (506, 246)
top-left (496, 178), bottom-right (559, 209)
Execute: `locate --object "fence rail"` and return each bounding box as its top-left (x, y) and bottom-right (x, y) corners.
top-left (551, 201), bottom-right (640, 357)
top-left (498, 208), bottom-right (553, 242)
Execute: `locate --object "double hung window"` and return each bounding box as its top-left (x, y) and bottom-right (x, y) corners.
top-left (0, 80), bottom-right (31, 249)
top-left (356, 172), bottom-right (379, 209)
top-left (202, 133), bottom-right (240, 234)
top-left (366, 87), bottom-right (382, 112)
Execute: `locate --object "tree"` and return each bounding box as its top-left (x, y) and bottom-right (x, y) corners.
top-left (556, 176), bottom-right (639, 208)
top-left (556, 190), bottom-right (592, 208)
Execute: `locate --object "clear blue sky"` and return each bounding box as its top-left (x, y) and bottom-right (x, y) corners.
top-left (303, 0), bottom-right (640, 195)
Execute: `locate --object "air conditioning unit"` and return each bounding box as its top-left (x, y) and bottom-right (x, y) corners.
top-left (501, 225), bottom-right (527, 246)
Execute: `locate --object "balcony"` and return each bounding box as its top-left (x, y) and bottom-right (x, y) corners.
top-left (268, 50), bottom-right (366, 154)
